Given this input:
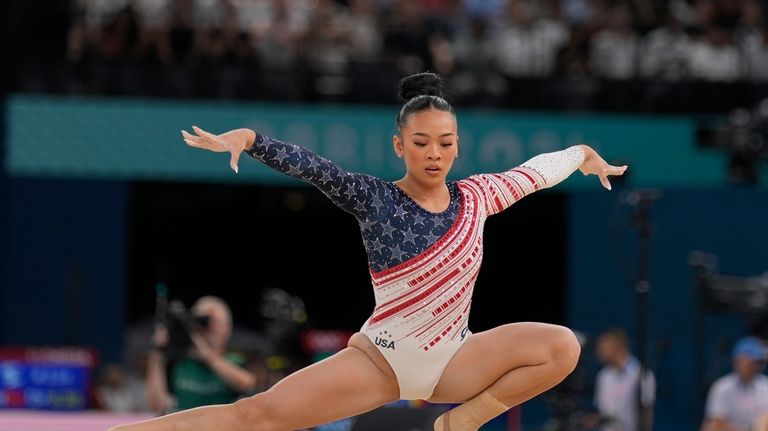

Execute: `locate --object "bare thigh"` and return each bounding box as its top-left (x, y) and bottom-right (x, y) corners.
top-left (427, 322), bottom-right (572, 403)
top-left (236, 332), bottom-right (400, 430)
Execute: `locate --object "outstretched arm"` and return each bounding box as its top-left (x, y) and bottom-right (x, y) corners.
top-left (516, 144), bottom-right (627, 190)
top-left (182, 126), bottom-right (376, 215)
top-left (467, 145), bottom-right (626, 215)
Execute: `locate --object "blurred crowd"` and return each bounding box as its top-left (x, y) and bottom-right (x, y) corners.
top-left (42, 0), bottom-right (768, 111)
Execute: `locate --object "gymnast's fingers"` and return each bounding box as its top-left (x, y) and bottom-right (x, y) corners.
top-left (606, 165), bottom-right (628, 177)
top-left (599, 172), bottom-right (612, 191)
top-left (183, 130), bottom-right (227, 152)
top-left (182, 130), bottom-right (207, 147)
top-left (192, 125), bottom-right (220, 145)
top-left (229, 149), bottom-right (241, 174)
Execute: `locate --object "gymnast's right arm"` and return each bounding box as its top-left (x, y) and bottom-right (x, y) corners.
top-left (182, 126), bottom-right (374, 215)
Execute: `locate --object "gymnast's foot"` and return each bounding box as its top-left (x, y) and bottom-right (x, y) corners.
top-left (433, 391), bottom-right (509, 431)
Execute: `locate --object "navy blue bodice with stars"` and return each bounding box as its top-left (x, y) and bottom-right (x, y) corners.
top-left (246, 134), bottom-right (461, 272)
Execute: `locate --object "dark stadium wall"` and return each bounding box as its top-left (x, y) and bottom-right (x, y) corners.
top-left (567, 188), bottom-right (768, 431)
top-left (0, 100), bottom-right (6, 343)
top-left (1, 178), bottom-right (128, 363)
top-left (125, 183), bottom-right (569, 332)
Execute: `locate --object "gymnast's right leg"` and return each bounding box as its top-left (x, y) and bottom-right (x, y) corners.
top-left (109, 333), bottom-right (399, 431)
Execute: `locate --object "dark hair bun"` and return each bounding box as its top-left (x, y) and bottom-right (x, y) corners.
top-left (397, 72), bottom-right (446, 103)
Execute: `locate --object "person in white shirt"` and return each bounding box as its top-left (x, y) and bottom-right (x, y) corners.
top-left (703, 336), bottom-right (768, 431)
top-left (590, 6), bottom-right (639, 81)
top-left (96, 364), bottom-right (148, 412)
top-left (594, 328), bottom-right (656, 431)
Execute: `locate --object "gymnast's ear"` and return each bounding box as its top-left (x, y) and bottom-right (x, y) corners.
top-left (392, 134), bottom-right (404, 158)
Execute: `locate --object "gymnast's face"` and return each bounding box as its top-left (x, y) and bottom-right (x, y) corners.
top-left (393, 108), bottom-right (459, 187)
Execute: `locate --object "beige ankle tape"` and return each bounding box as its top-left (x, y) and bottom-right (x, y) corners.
top-left (463, 391), bottom-right (509, 425)
top-left (436, 391), bottom-right (509, 431)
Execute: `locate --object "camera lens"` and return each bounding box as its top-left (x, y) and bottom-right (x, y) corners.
top-left (194, 315), bottom-right (211, 328)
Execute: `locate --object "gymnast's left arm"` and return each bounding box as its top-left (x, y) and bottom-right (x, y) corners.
top-left (521, 145), bottom-right (627, 191)
top-left (467, 145), bottom-right (627, 215)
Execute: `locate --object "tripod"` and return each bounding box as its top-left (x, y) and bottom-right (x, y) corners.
top-left (625, 190), bottom-right (662, 431)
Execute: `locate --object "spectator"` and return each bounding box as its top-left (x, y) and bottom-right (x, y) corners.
top-left (594, 328), bottom-right (656, 431)
top-left (640, 13), bottom-right (691, 80)
top-left (557, 24), bottom-right (592, 79)
top-left (302, 0), bottom-right (355, 98)
top-left (348, 0), bottom-right (384, 62)
top-left (561, 0), bottom-right (600, 27)
top-left (195, 0), bottom-right (241, 63)
top-left (702, 336), bottom-right (768, 431)
top-left (688, 25), bottom-right (743, 81)
top-left (146, 296), bottom-right (258, 414)
top-left (493, 0), bottom-right (568, 78)
top-left (303, 0), bottom-right (352, 75)
top-left (164, 0), bottom-right (200, 67)
top-left (590, 5), bottom-right (639, 80)
top-left (691, 0), bottom-right (718, 31)
top-left (421, 0), bottom-right (456, 15)
top-left (452, 17), bottom-right (507, 102)
top-left (463, 0), bottom-right (507, 20)
top-left (133, 0), bottom-right (172, 32)
top-left (252, 0), bottom-right (309, 70)
top-left (736, 0), bottom-right (768, 81)
top-left (96, 363), bottom-right (148, 412)
top-left (383, 0), bottom-right (438, 73)
top-left (195, 0), bottom-right (255, 98)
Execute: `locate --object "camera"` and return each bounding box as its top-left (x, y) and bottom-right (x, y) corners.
top-left (696, 101), bottom-right (768, 185)
top-left (162, 300), bottom-right (210, 362)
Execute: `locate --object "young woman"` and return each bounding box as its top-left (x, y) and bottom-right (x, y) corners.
top-left (112, 72), bottom-right (626, 431)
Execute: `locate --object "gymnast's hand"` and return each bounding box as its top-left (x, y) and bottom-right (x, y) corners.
top-left (182, 126), bottom-right (256, 174)
top-left (577, 145), bottom-right (628, 191)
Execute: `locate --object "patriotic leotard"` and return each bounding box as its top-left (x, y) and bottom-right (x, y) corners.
top-left (246, 134), bottom-right (585, 399)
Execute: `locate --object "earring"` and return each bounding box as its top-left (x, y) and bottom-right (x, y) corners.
top-left (397, 154), bottom-right (402, 158)
top-left (455, 154), bottom-right (459, 159)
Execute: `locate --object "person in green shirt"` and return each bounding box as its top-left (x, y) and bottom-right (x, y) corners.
top-left (146, 296), bottom-right (258, 413)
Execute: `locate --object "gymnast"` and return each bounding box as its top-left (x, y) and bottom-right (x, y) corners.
top-left (112, 72), bottom-right (627, 431)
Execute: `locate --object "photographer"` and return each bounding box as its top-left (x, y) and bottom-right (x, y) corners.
top-left (146, 296), bottom-right (257, 414)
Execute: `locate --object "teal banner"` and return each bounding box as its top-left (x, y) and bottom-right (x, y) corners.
top-left (5, 95), bottom-right (725, 187)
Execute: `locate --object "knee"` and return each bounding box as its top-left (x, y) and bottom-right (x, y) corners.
top-left (547, 325), bottom-right (581, 374)
top-left (232, 394), bottom-right (280, 431)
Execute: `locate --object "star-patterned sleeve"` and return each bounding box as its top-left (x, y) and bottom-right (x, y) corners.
top-left (465, 146), bottom-right (585, 216)
top-left (245, 133), bottom-right (378, 217)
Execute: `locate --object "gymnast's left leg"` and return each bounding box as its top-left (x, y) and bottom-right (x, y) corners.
top-left (108, 333), bottom-right (400, 431)
top-left (428, 322), bottom-right (581, 431)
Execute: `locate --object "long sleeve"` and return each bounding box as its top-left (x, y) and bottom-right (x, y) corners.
top-left (465, 146), bottom-right (585, 216)
top-left (244, 133), bottom-right (379, 218)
